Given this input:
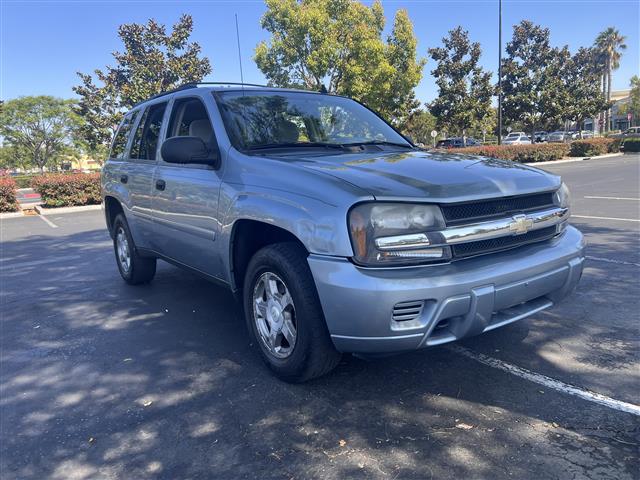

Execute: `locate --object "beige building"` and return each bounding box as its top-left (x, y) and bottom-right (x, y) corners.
top-left (585, 89), bottom-right (633, 133)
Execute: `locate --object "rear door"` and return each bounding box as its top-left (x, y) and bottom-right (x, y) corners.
top-left (151, 94), bottom-right (224, 278)
top-left (127, 100), bottom-right (169, 248)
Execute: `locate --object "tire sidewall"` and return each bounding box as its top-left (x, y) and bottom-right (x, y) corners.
top-left (113, 214), bottom-right (134, 282)
top-left (244, 248), bottom-right (315, 377)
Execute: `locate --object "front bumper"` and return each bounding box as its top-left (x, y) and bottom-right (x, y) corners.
top-left (308, 226), bottom-right (585, 354)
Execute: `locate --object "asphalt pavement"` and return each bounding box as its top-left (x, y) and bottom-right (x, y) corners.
top-left (1, 154), bottom-right (638, 480)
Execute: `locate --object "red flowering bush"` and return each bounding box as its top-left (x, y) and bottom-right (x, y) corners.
top-left (0, 177), bottom-right (20, 212)
top-left (31, 173), bottom-right (101, 207)
top-left (450, 144), bottom-right (570, 163)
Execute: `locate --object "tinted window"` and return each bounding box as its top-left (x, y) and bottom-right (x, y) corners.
top-left (167, 97), bottom-right (215, 146)
top-left (131, 102), bottom-right (167, 161)
top-left (110, 112), bottom-right (138, 159)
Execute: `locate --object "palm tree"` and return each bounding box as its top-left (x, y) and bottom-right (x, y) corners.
top-left (595, 28), bottom-right (627, 132)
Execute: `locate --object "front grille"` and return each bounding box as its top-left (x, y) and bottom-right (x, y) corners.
top-left (452, 226), bottom-right (557, 259)
top-left (441, 193), bottom-right (555, 225)
top-left (392, 301), bottom-right (424, 322)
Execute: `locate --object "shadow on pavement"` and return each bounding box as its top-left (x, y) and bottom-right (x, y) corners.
top-left (1, 228), bottom-right (638, 480)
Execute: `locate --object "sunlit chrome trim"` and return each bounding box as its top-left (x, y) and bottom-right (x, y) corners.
top-left (440, 207), bottom-right (570, 245)
top-left (375, 233), bottom-right (431, 251)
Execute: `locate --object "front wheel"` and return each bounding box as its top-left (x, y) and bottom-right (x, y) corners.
top-left (243, 242), bottom-right (341, 382)
top-left (112, 213), bottom-right (156, 285)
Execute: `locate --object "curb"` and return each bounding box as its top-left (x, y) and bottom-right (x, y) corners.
top-left (525, 153), bottom-right (623, 166)
top-left (0, 211), bottom-right (24, 219)
top-left (35, 204), bottom-right (103, 216)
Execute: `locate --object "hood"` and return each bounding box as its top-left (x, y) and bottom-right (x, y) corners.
top-left (270, 150), bottom-right (560, 203)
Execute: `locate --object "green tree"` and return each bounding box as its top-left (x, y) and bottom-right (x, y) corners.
top-left (626, 75), bottom-right (640, 126)
top-left (0, 96), bottom-right (79, 172)
top-left (501, 21), bottom-right (569, 139)
top-left (565, 47), bottom-right (610, 137)
top-left (254, 0), bottom-right (425, 125)
top-left (595, 27), bottom-right (627, 131)
top-left (428, 27), bottom-right (494, 142)
top-left (73, 14), bottom-right (211, 159)
top-left (402, 109), bottom-right (436, 146)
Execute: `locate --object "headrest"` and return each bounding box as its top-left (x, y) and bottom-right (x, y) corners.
top-left (189, 119), bottom-right (213, 142)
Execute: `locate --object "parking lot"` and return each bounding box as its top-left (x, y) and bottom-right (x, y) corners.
top-left (1, 154), bottom-right (638, 479)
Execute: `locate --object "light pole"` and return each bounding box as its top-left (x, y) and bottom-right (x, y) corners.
top-left (498, 0), bottom-right (503, 145)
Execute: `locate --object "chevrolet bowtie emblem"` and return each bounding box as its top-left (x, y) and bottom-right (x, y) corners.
top-left (509, 214), bottom-right (534, 235)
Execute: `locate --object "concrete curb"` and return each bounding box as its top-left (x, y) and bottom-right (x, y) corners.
top-left (35, 204), bottom-right (102, 216)
top-left (525, 153), bottom-right (622, 166)
top-left (0, 211), bottom-right (24, 219)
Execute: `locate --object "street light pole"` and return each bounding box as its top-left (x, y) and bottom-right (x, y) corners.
top-left (498, 0), bottom-right (503, 145)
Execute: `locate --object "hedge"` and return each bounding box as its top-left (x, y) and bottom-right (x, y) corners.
top-left (31, 173), bottom-right (101, 208)
top-left (451, 143), bottom-right (570, 163)
top-left (622, 138), bottom-right (640, 152)
top-left (569, 138), bottom-right (621, 157)
top-left (0, 177), bottom-right (20, 212)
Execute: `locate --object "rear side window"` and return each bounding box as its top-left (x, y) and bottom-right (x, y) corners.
top-left (110, 112), bottom-right (138, 159)
top-left (130, 102), bottom-right (167, 161)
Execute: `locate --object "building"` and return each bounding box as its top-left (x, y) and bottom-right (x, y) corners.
top-left (585, 89), bottom-right (633, 133)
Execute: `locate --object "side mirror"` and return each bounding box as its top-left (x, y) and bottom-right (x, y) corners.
top-left (161, 136), bottom-right (220, 168)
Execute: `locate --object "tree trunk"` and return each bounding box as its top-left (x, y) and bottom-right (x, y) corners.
top-left (606, 57), bottom-right (613, 132)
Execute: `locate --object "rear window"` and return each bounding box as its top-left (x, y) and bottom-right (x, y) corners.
top-left (110, 111), bottom-right (139, 159)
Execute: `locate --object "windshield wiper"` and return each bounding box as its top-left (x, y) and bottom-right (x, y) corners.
top-left (246, 142), bottom-right (345, 151)
top-left (341, 140), bottom-right (414, 149)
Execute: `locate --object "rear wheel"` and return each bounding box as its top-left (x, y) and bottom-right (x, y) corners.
top-left (243, 242), bottom-right (341, 382)
top-left (112, 213), bottom-right (156, 285)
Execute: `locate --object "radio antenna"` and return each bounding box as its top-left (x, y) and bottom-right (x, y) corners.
top-left (235, 14), bottom-right (245, 91)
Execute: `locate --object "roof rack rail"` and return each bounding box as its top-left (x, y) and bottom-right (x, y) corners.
top-left (134, 81), bottom-right (272, 107)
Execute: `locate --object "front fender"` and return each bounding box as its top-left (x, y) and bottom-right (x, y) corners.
top-left (219, 186), bottom-right (356, 257)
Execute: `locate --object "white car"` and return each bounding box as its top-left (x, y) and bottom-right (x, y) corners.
top-left (502, 134), bottom-right (532, 145)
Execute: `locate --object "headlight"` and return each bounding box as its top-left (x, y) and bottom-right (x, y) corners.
top-left (554, 182), bottom-right (571, 209)
top-left (348, 203), bottom-right (451, 266)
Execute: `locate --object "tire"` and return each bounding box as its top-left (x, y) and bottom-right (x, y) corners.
top-left (243, 242), bottom-right (341, 382)
top-left (112, 213), bottom-right (156, 285)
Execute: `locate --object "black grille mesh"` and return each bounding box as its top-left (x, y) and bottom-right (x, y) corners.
top-left (452, 226), bottom-right (557, 258)
top-left (441, 193), bottom-right (555, 225)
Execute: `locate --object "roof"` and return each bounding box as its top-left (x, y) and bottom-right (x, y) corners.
top-left (135, 82), bottom-right (320, 107)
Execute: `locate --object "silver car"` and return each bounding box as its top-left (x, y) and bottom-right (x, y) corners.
top-left (102, 84), bottom-right (584, 382)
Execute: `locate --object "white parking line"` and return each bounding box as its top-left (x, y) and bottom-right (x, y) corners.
top-left (450, 346), bottom-right (640, 416)
top-left (38, 215), bottom-right (58, 228)
top-left (586, 255), bottom-right (640, 267)
top-left (572, 215), bottom-right (640, 223)
top-left (584, 196), bottom-right (640, 201)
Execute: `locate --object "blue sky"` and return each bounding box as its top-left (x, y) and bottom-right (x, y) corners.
top-left (1, 0), bottom-right (638, 105)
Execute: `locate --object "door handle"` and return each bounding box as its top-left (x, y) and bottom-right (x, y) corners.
top-left (120, 174), bottom-right (128, 184)
top-left (155, 179), bottom-right (166, 191)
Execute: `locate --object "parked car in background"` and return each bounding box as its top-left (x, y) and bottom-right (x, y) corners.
top-left (502, 134), bottom-right (532, 145)
top-left (610, 126), bottom-right (640, 139)
top-left (579, 131), bottom-right (594, 139)
top-left (102, 83), bottom-right (584, 382)
top-left (534, 131), bottom-right (548, 143)
top-left (547, 131), bottom-right (568, 143)
top-left (436, 137), bottom-right (480, 149)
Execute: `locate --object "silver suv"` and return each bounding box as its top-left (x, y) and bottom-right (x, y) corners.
top-left (102, 84), bottom-right (585, 382)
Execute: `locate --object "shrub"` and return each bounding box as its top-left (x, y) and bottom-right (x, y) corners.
top-left (450, 143), bottom-right (570, 163)
top-left (0, 177), bottom-right (20, 212)
top-left (31, 173), bottom-right (101, 207)
top-left (13, 175), bottom-right (35, 189)
top-left (622, 137), bottom-right (640, 152)
top-left (569, 138), bottom-right (621, 157)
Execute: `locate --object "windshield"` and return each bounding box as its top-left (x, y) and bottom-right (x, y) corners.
top-left (214, 90), bottom-right (410, 151)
